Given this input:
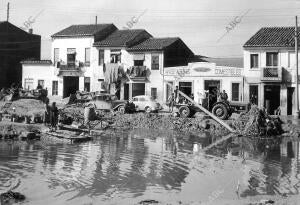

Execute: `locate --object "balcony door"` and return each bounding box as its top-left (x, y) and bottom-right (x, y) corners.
top-left (67, 48), bottom-right (76, 68)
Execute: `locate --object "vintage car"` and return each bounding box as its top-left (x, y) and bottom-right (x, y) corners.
top-left (86, 94), bottom-right (128, 113)
top-left (132, 95), bottom-right (163, 113)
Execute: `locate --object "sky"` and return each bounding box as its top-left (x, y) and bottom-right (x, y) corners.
top-left (0, 0), bottom-right (299, 59)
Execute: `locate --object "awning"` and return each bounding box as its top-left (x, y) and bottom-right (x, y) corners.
top-left (133, 54), bottom-right (145, 61)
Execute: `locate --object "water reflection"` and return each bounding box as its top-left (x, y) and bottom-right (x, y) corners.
top-left (0, 130), bottom-right (300, 204)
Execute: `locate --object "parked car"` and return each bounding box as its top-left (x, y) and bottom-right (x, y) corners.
top-left (132, 95), bottom-right (162, 113)
top-left (86, 93), bottom-right (128, 113)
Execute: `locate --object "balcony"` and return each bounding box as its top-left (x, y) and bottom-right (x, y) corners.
top-left (56, 61), bottom-right (85, 76)
top-left (260, 66), bottom-right (282, 82)
top-left (127, 66), bottom-right (150, 81)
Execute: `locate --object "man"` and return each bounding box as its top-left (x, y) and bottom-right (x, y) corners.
top-left (174, 86), bottom-right (179, 103)
top-left (168, 93), bottom-right (175, 112)
top-left (50, 102), bottom-right (59, 131)
top-left (221, 90), bottom-right (228, 101)
top-left (43, 101), bottom-right (50, 125)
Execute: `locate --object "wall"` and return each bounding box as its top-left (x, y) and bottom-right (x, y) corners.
top-left (22, 64), bottom-right (63, 96)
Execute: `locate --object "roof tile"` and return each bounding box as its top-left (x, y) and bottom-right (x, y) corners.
top-left (127, 37), bottom-right (180, 51)
top-left (93, 29), bottom-right (151, 47)
top-left (244, 27), bottom-right (298, 47)
top-left (51, 24), bottom-right (114, 37)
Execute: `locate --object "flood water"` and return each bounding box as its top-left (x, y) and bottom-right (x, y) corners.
top-left (0, 129), bottom-right (300, 205)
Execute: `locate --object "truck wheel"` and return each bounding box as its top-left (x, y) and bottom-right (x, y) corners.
top-left (179, 106), bottom-right (190, 118)
top-left (212, 103), bottom-right (228, 120)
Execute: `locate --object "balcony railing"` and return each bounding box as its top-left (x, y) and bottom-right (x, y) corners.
top-left (58, 62), bottom-right (84, 70)
top-left (56, 61), bottom-right (85, 76)
top-left (127, 66), bottom-right (149, 78)
top-left (261, 66), bottom-right (282, 82)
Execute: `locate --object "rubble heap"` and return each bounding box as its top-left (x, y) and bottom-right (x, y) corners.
top-left (231, 105), bottom-right (284, 137)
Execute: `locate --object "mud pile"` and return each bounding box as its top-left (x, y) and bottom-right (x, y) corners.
top-left (110, 113), bottom-right (230, 136)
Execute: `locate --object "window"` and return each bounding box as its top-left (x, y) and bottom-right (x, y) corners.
top-left (67, 48), bottom-right (76, 68)
top-left (84, 77), bottom-right (90, 92)
top-left (250, 54), bottom-right (258, 68)
top-left (151, 88), bottom-right (157, 100)
top-left (85, 48), bottom-right (90, 66)
top-left (232, 83), bottom-right (240, 101)
top-left (98, 49), bottom-right (104, 65)
top-left (134, 60), bottom-right (144, 66)
top-left (54, 48), bottom-right (59, 64)
top-left (266, 52), bottom-right (278, 67)
top-left (179, 81), bottom-right (192, 96)
top-left (151, 54), bottom-right (159, 70)
top-left (110, 50), bottom-right (121, 63)
top-left (52, 81), bottom-right (58, 95)
top-left (24, 78), bottom-right (33, 90)
top-left (38, 80), bottom-right (44, 88)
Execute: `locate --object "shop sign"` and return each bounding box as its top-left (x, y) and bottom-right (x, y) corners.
top-left (193, 67), bottom-right (211, 72)
top-left (164, 67), bottom-right (190, 76)
top-left (215, 67), bottom-right (242, 76)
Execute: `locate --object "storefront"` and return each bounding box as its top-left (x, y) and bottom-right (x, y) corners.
top-left (163, 62), bottom-right (244, 103)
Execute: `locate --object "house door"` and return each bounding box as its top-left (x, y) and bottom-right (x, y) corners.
top-left (264, 85), bottom-right (280, 115)
top-left (287, 87), bottom-right (294, 115)
top-left (63, 76), bottom-right (79, 98)
top-left (132, 83), bottom-right (145, 97)
top-left (249, 85), bottom-right (258, 105)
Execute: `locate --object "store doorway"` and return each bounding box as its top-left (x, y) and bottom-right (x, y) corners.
top-left (287, 87), bottom-right (294, 115)
top-left (204, 80), bottom-right (220, 95)
top-left (264, 85), bottom-right (280, 115)
top-left (63, 76), bottom-right (79, 98)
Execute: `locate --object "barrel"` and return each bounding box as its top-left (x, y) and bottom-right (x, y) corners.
top-left (84, 107), bottom-right (96, 125)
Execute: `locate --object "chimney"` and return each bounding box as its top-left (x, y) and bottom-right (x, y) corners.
top-left (95, 16), bottom-right (97, 24)
top-left (28, 28), bottom-right (33, 34)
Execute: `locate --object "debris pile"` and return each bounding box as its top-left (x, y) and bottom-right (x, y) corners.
top-left (231, 105), bottom-right (284, 137)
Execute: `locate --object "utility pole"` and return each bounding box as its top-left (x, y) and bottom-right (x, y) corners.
top-left (7, 2), bottom-right (10, 22)
top-left (95, 16), bottom-right (97, 24)
top-left (295, 16), bottom-right (299, 119)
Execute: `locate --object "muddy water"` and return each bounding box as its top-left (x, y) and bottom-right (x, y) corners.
top-left (0, 129), bottom-right (299, 205)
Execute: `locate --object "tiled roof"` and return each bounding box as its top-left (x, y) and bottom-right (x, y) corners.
top-left (21, 60), bottom-right (52, 65)
top-left (93, 29), bottom-right (151, 47)
top-left (51, 24), bottom-right (115, 37)
top-left (127, 37), bottom-right (181, 51)
top-left (244, 27), bottom-right (299, 47)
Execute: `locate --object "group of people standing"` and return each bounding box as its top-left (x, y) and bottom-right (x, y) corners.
top-left (44, 101), bottom-right (59, 131)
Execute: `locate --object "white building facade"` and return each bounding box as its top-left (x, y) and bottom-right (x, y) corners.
top-left (243, 27), bottom-right (299, 115)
